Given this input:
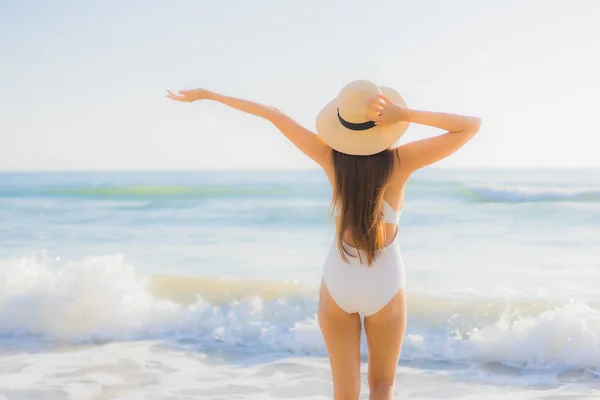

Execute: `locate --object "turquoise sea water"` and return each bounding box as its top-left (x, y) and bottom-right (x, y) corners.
top-left (1, 168), bottom-right (599, 398)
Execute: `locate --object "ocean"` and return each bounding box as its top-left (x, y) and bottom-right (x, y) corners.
top-left (1, 168), bottom-right (599, 399)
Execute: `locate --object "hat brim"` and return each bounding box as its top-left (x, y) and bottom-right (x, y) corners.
top-left (315, 86), bottom-right (409, 156)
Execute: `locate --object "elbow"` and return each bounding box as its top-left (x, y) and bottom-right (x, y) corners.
top-left (266, 108), bottom-right (289, 127)
top-left (264, 106), bottom-right (283, 121)
top-left (453, 117), bottom-right (481, 138)
top-left (467, 117), bottom-right (482, 137)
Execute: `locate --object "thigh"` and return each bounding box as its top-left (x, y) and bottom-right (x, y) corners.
top-left (318, 280), bottom-right (362, 399)
top-left (363, 289), bottom-right (407, 389)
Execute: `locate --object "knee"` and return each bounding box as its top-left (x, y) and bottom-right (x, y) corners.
top-left (369, 381), bottom-right (394, 400)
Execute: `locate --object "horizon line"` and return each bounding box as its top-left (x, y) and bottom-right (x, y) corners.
top-left (1, 166), bottom-right (600, 174)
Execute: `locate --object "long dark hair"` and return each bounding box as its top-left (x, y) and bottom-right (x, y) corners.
top-left (330, 148), bottom-right (400, 266)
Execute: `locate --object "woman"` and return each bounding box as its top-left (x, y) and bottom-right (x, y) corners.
top-left (167, 80), bottom-right (481, 400)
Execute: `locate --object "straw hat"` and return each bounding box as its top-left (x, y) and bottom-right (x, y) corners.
top-left (316, 80), bottom-right (409, 156)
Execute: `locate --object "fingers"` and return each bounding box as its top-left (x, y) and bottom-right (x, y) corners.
top-left (375, 94), bottom-right (391, 103)
top-left (373, 109), bottom-right (389, 126)
top-left (367, 94), bottom-right (394, 126)
top-left (368, 95), bottom-right (389, 110)
top-left (369, 99), bottom-right (384, 107)
top-left (166, 89), bottom-right (187, 101)
top-left (368, 102), bottom-right (384, 115)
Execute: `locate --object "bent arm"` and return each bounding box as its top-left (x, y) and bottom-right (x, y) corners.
top-left (207, 92), bottom-right (331, 166)
top-left (397, 109), bottom-right (482, 173)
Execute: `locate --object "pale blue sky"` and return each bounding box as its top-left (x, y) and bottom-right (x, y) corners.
top-left (0, 0), bottom-right (598, 171)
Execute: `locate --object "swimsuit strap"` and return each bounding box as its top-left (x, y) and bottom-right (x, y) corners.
top-left (334, 199), bottom-right (402, 224)
top-left (382, 200), bottom-right (402, 224)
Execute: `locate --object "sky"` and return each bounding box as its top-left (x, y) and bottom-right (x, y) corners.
top-left (0, 0), bottom-right (599, 171)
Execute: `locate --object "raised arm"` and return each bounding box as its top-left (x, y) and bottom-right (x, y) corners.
top-left (370, 94), bottom-right (482, 174)
top-left (167, 89), bottom-right (331, 166)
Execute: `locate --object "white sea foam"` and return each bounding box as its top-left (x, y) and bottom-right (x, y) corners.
top-left (465, 183), bottom-right (600, 202)
top-left (1, 255), bottom-right (599, 372)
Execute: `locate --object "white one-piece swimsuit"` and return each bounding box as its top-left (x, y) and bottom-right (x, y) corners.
top-left (322, 200), bottom-right (405, 316)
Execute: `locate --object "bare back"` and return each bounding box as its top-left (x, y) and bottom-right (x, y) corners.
top-left (322, 149), bottom-right (408, 248)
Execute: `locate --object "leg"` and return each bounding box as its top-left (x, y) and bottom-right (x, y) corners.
top-left (363, 290), bottom-right (407, 400)
top-left (318, 280), bottom-right (362, 400)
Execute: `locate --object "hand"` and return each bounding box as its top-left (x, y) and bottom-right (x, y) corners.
top-left (368, 94), bottom-right (410, 126)
top-left (166, 89), bottom-right (213, 102)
